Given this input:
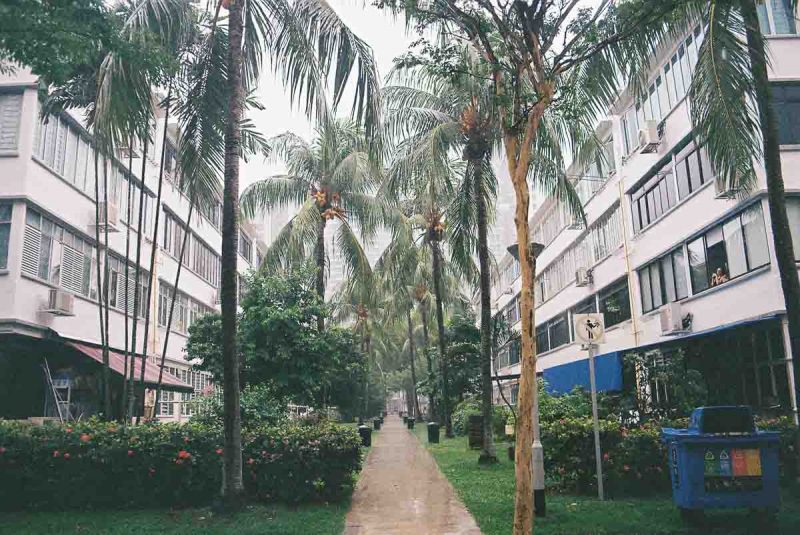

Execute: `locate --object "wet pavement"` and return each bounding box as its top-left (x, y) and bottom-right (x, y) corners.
top-left (343, 415), bottom-right (482, 535)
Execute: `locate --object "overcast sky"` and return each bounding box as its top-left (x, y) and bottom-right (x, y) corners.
top-left (241, 0), bottom-right (415, 189)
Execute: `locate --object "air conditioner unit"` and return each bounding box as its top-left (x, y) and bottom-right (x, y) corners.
top-left (44, 288), bottom-right (75, 316)
top-left (94, 202), bottom-right (119, 232)
top-left (638, 120), bottom-right (661, 154)
top-left (575, 267), bottom-right (593, 287)
top-left (659, 302), bottom-right (688, 335)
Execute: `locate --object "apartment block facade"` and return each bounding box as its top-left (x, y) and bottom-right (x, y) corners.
top-left (490, 7), bottom-right (800, 423)
top-left (0, 69), bottom-right (264, 421)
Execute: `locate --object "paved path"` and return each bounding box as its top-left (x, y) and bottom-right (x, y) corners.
top-left (343, 416), bottom-right (482, 535)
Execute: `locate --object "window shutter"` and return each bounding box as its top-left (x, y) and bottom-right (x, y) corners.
top-left (0, 94), bottom-right (23, 152)
top-left (61, 245), bottom-right (86, 294)
top-left (21, 226), bottom-right (42, 276)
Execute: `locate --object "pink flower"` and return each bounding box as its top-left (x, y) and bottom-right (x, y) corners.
top-left (623, 464), bottom-right (630, 472)
top-left (247, 458), bottom-right (255, 465)
top-left (52, 450), bottom-right (61, 458)
top-left (80, 433), bottom-right (91, 443)
top-left (0, 447), bottom-right (6, 454)
top-left (215, 448), bottom-right (224, 455)
top-left (63, 453), bottom-right (71, 460)
top-left (175, 459), bottom-right (183, 465)
top-left (65, 428), bottom-right (73, 434)
top-left (183, 437), bottom-right (190, 444)
top-left (177, 450), bottom-right (191, 460)
top-left (148, 467), bottom-right (156, 477)
top-left (127, 450), bottom-right (135, 457)
top-left (603, 453), bottom-right (610, 461)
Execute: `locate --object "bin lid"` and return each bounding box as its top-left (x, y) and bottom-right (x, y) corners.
top-left (690, 406), bottom-right (754, 434)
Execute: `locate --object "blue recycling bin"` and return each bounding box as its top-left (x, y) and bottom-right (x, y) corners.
top-left (662, 406), bottom-right (780, 519)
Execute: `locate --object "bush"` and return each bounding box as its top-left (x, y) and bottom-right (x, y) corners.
top-left (451, 398), bottom-right (511, 438)
top-left (0, 418), bottom-right (362, 511)
top-left (541, 415), bottom-right (798, 497)
top-left (192, 384), bottom-right (288, 429)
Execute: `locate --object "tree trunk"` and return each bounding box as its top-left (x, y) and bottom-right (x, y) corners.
top-left (741, 0), bottom-right (800, 459)
top-left (221, 0), bottom-right (245, 508)
top-left (363, 330), bottom-right (371, 418)
top-left (406, 310), bottom-right (422, 419)
top-left (153, 200), bottom-right (194, 416)
top-left (92, 148), bottom-right (112, 419)
top-left (476, 167), bottom-right (497, 464)
top-left (316, 217), bottom-right (326, 330)
top-left (420, 305), bottom-right (435, 420)
top-left (127, 138), bottom-right (149, 422)
top-left (101, 154), bottom-right (112, 418)
top-left (430, 241), bottom-right (452, 437)
top-left (137, 86), bottom-right (172, 421)
top-left (121, 138), bottom-right (134, 419)
top-left (508, 109), bottom-right (546, 535)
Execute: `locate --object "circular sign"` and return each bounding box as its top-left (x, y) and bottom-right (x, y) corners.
top-left (573, 313), bottom-right (605, 344)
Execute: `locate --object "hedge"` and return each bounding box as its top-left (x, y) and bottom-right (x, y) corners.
top-left (0, 419), bottom-right (362, 511)
top-left (539, 416), bottom-right (798, 497)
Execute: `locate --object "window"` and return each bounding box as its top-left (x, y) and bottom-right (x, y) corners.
top-left (159, 391), bottom-right (175, 416)
top-left (162, 210), bottom-right (189, 261)
top-left (108, 256), bottom-right (148, 317)
top-left (599, 279), bottom-right (632, 327)
top-left (158, 282), bottom-right (189, 333)
top-left (22, 208), bottom-right (94, 297)
top-left (163, 141), bottom-right (177, 177)
top-left (639, 249), bottom-right (688, 313)
top-left (687, 203), bottom-right (769, 293)
top-left (177, 369), bottom-right (215, 417)
top-left (786, 198), bottom-right (800, 259)
top-left (536, 313), bottom-right (570, 353)
top-left (508, 340), bottom-right (520, 366)
top-left (510, 383), bottom-right (519, 405)
top-left (0, 203), bottom-right (10, 269)
top-left (0, 92), bottom-right (23, 153)
top-left (758, 0), bottom-right (797, 35)
top-left (239, 231), bottom-right (252, 263)
top-left (773, 83), bottom-right (800, 145)
top-left (505, 296), bottom-right (520, 325)
top-left (197, 199), bottom-right (222, 230)
top-left (192, 237), bottom-right (221, 287)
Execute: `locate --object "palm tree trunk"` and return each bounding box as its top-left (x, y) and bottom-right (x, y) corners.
top-left (476, 169), bottom-right (497, 463)
top-left (741, 0), bottom-right (800, 456)
top-left (92, 148), bottom-right (111, 419)
top-left (153, 199), bottom-right (194, 416)
top-left (363, 331), bottom-right (371, 418)
top-left (430, 240), bottom-right (452, 437)
top-left (121, 138), bottom-right (134, 419)
top-left (127, 137), bottom-right (148, 422)
top-left (137, 86), bottom-right (173, 420)
top-left (420, 305), bottom-right (435, 419)
top-left (316, 218), bottom-right (326, 330)
top-left (101, 155), bottom-right (112, 418)
top-left (406, 310), bottom-right (422, 419)
top-left (221, 0), bottom-right (246, 507)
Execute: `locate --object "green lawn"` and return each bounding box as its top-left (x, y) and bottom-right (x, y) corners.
top-left (0, 503), bottom-right (349, 535)
top-left (413, 426), bottom-right (800, 535)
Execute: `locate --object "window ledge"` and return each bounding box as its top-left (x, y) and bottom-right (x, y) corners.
top-left (0, 151), bottom-right (19, 158)
top-left (779, 144), bottom-right (800, 152)
top-left (632, 179), bottom-right (714, 239)
top-left (765, 34), bottom-right (800, 40)
top-left (0, 269), bottom-right (9, 276)
top-left (682, 264), bottom-right (771, 304)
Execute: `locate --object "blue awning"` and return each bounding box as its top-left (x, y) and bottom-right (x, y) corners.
top-left (543, 351), bottom-right (623, 395)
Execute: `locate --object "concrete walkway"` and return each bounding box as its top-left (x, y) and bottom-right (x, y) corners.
top-left (343, 416), bottom-right (482, 535)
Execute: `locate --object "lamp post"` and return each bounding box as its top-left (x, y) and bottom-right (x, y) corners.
top-left (506, 241), bottom-right (546, 517)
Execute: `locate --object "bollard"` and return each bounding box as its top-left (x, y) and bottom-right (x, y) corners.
top-left (468, 414), bottom-right (483, 449)
top-left (403, 415), bottom-right (408, 424)
top-left (373, 418), bottom-right (381, 431)
top-left (427, 422), bottom-right (440, 443)
top-left (358, 425), bottom-right (372, 447)
top-left (407, 417), bottom-right (415, 430)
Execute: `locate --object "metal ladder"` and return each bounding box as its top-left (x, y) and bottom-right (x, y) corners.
top-left (42, 358), bottom-right (71, 422)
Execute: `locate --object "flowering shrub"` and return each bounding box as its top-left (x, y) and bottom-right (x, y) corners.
top-left (0, 419), bottom-right (361, 510)
top-left (541, 416), bottom-right (797, 497)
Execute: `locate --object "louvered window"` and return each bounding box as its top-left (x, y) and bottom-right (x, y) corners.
top-left (0, 93), bottom-right (22, 153)
top-left (108, 255), bottom-right (147, 317)
top-left (0, 203), bottom-right (12, 270)
top-left (23, 208), bottom-right (92, 297)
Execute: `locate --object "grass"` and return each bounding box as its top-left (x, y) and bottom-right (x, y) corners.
top-left (413, 426), bottom-right (800, 535)
top-left (0, 503), bottom-right (350, 535)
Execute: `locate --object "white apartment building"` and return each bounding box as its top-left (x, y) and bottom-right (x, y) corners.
top-left (0, 69), bottom-right (264, 421)
top-left (490, 6), bottom-right (800, 423)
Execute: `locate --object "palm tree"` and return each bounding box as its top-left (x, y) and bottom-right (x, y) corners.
top-left (240, 119), bottom-right (384, 331)
top-left (219, 0), bottom-right (380, 505)
top-left (679, 0), bottom-right (800, 432)
top-left (384, 48), bottom-right (503, 461)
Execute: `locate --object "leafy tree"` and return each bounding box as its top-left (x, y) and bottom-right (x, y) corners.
top-left (187, 268), bottom-right (366, 412)
top-left (445, 313), bottom-right (482, 404)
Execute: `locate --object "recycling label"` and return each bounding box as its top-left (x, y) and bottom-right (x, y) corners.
top-left (703, 448), bottom-right (761, 478)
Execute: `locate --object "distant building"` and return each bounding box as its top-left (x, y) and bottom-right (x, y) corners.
top-left (489, 12), bottom-right (800, 424)
top-left (0, 69), bottom-right (264, 421)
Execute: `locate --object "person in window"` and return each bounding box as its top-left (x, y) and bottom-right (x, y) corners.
top-left (710, 267), bottom-right (729, 287)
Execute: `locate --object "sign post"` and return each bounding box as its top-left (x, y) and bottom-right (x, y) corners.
top-left (573, 313), bottom-right (606, 501)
